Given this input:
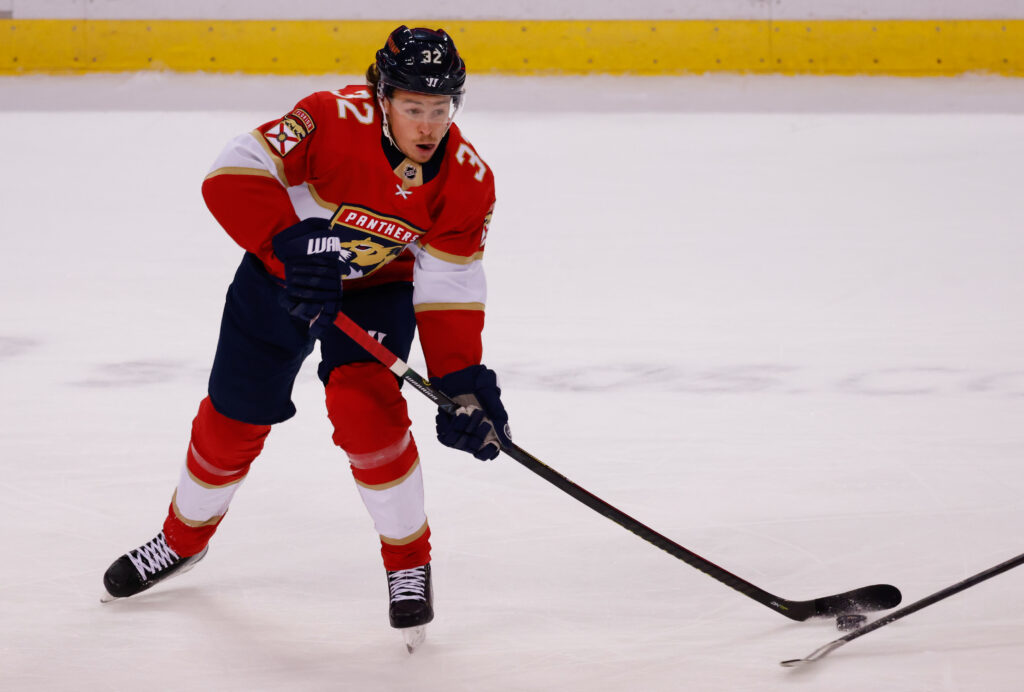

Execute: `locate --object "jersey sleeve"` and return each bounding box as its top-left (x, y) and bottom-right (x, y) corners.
top-left (413, 153), bottom-right (495, 379)
top-left (200, 94), bottom-right (326, 277)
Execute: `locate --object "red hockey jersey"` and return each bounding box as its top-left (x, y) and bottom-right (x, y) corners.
top-left (201, 85), bottom-right (495, 378)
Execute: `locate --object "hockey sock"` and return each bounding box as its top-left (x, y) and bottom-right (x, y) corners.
top-left (163, 397), bottom-right (270, 556)
top-left (326, 362), bottom-right (431, 570)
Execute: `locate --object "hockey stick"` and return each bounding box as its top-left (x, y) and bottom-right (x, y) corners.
top-left (332, 311), bottom-right (901, 621)
top-left (781, 550), bottom-right (1024, 666)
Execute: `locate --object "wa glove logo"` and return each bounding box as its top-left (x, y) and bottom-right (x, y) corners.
top-left (306, 236), bottom-right (343, 255)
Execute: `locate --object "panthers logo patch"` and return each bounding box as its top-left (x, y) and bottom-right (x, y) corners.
top-left (329, 204), bottom-right (426, 278)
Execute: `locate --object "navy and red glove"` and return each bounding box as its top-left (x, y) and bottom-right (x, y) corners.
top-left (271, 218), bottom-right (348, 336)
top-left (432, 364), bottom-right (512, 461)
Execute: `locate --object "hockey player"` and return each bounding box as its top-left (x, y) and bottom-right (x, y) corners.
top-left (101, 26), bottom-right (512, 648)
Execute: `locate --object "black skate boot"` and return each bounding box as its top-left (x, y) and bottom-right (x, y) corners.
top-left (387, 563), bottom-right (433, 652)
top-left (101, 532), bottom-right (208, 602)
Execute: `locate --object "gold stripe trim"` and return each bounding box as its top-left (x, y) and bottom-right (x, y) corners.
top-left (414, 302), bottom-right (485, 313)
top-left (250, 129), bottom-right (289, 186)
top-left (1, 20), bottom-right (1023, 77)
top-left (421, 243), bottom-right (484, 265)
top-left (353, 457), bottom-right (420, 491)
top-left (307, 182), bottom-right (336, 211)
top-left (380, 520), bottom-right (429, 546)
top-left (204, 166), bottom-right (277, 181)
top-left (171, 491), bottom-right (224, 528)
top-left (186, 467), bottom-right (243, 490)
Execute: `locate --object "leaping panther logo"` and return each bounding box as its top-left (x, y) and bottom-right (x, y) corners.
top-left (339, 238), bottom-right (404, 278)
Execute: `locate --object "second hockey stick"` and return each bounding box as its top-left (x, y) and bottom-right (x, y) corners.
top-left (332, 310), bottom-right (902, 621)
top-left (781, 549), bottom-right (1024, 666)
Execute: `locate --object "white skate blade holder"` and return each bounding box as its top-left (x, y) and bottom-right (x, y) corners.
top-left (402, 626), bottom-right (426, 653)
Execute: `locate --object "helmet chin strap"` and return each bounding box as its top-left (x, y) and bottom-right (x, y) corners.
top-left (377, 82), bottom-right (399, 150)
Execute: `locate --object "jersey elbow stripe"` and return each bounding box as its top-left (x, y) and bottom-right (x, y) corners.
top-left (204, 166), bottom-right (277, 181)
top-left (288, 183), bottom-right (335, 220)
top-left (249, 129), bottom-right (290, 185)
top-left (421, 243), bottom-right (484, 265)
top-left (305, 183), bottom-right (336, 211)
top-left (207, 131), bottom-right (283, 184)
top-left (413, 276), bottom-right (486, 306)
top-left (414, 302), bottom-right (485, 313)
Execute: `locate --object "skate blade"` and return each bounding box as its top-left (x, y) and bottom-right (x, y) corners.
top-left (402, 626), bottom-right (427, 653)
top-left (99, 591), bottom-right (120, 603)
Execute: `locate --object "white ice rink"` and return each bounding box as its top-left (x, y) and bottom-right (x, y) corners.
top-left (2, 72), bottom-right (1023, 692)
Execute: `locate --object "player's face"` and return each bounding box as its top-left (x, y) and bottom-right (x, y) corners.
top-left (384, 90), bottom-right (454, 163)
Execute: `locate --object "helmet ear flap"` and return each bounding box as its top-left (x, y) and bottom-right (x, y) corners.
top-left (365, 62), bottom-right (380, 88)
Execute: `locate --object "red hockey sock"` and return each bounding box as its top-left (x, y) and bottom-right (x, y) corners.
top-left (163, 397), bottom-right (270, 556)
top-left (326, 362), bottom-right (431, 570)
top-left (381, 525), bottom-right (432, 571)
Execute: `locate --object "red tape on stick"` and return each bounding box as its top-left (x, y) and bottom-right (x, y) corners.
top-left (333, 311), bottom-right (403, 374)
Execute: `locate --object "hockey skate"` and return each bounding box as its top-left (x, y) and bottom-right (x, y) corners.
top-left (101, 531), bottom-right (208, 602)
top-left (387, 563), bottom-right (434, 652)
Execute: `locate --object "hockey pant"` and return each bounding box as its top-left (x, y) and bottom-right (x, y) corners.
top-left (162, 253), bottom-right (429, 570)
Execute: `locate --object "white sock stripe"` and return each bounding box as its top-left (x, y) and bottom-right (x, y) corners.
top-left (186, 466), bottom-right (243, 490)
top-left (353, 457), bottom-right (420, 491)
top-left (355, 464), bottom-right (426, 540)
top-left (346, 430), bottom-right (412, 469)
top-left (172, 492), bottom-right (224, 528)
top-left (188, 442), bottom-right (241, 478)
top-left (175, 464), bottom-right (244, 523)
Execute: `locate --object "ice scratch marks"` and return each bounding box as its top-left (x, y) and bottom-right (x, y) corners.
top-left (70, 360), bottom-right (201, 387)
top-left (0, 338), bottom-right (207, 388)
top-left (0, 336), bottom-right (39, 360)
top-left (840, 368), bottom-right (1024, 397)
top-left (838, 367), bottom-right (967, 396)
top-left (965, 371), bottom-right (1024, 397)
top-left (502, 362), bottom-right (801, 393)
top-left (502, 363), bottom-right (1024, 397)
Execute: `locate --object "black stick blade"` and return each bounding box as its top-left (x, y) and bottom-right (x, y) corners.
top-left (813, 583), bottom-right (902, 617)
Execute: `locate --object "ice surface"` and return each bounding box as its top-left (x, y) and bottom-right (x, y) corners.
top-left (1, 73), bottom-right (1023, 692)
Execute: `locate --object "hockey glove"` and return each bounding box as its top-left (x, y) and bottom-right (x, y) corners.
top-left (271, 218), bottom-right (348, 336)
top-left (432, 364), bottom-right (512, 461)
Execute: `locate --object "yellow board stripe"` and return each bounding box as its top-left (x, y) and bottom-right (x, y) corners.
top-left (1, 19), bottom-right (1022, 76)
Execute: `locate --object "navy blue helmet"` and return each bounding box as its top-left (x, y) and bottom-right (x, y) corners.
top-left (375, 26), bottom-right (466, 97)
